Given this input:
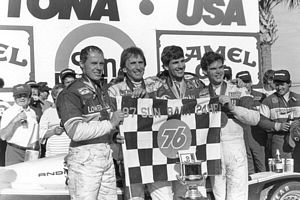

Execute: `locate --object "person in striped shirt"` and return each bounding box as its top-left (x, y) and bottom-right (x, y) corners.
top-left (39, 83), bottom-right (71, 157)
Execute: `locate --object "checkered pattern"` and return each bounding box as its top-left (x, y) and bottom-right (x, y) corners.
top-left (117, 96), bottom-right (222, 185)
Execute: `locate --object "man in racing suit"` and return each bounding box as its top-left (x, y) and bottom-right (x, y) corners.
top-left (200, 51), bottom-right (260, 200)
top-left (145, 45), bottom-right (206, 199)
top-left (56, 46), bottom-right (124, 200)
top-left (260, 70), bottom-right (300, 159)
top-left (108, 46), bottom-right (173, 200)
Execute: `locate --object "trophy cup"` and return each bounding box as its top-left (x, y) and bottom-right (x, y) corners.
top-left (177, 150), bottom-right (208, 200)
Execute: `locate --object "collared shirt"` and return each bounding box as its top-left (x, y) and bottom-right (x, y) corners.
top-left (1, 104), bottom-right (38, 147)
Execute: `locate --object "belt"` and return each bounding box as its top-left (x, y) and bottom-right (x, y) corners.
top-left (70, 135), bottom-right (110, 147)
top-left (8, 143), bottom-right (28, 151)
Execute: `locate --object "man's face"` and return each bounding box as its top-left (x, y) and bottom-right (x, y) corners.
top-left (165, 57), bottom-right (185, 81)
top-left (81, 51), bottom-right (105, 81)
top-left (275, 81), bottom-right (290, 96)
top-left (14, 93), bottom-right (31, 108)
top-left (205, 60), bottom-right (224, 85)
top-left (123, 55), bottom-right (145, 82)
top-left (39, 91), bottom-right (49, 101)
top-left (63, 76), bottom-right (75, 87)
top-left (268, 79), bottom-right (276, 90)
top-left (31, 88), bottom-right (39, 101)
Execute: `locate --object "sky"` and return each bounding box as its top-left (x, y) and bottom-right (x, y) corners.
top-left (272, 4), bottom-right (300, 92)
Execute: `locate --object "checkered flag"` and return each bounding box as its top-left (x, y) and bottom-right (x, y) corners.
top-left (117, 96), bottom-right (222, 186)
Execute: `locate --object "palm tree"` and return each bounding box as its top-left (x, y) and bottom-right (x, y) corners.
top-left (259, 0), bottom-right (300, 73)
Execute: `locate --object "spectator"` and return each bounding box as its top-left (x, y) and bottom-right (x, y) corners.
top-left (39, 83), bottom-right (70, 157)
top-left (0, 78), bottom-right (11, 166)
top-left (108, 46), bottom-right (172, 200)
top-left (260, 70), bottom-right (300, 159)
top-left (200, 51), bottom-right (260, 200)
top-left (25, 80), bottom-right (43, 122)
top-left (0, 84), bottom-right (38, 165)
top-left (236, 71), bottom-right (267, 173)
top-left (38, 82), bottom-right (53, 112)
top-left (60, 68), bottom-right (76, 87)
top-left (56, 45), bottom-right (124, 199)
top-left (261, 69), bottom-right (276, 97)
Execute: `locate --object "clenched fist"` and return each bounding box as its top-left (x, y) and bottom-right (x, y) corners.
top-left (110, 110), bottom-right (124, 128)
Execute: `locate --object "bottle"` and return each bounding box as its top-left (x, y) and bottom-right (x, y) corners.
top-left (24, 123), bottom-right (40, 161)
top-left (287, 112), bottom-right (294, 126)
top-left (274, 149), bottom-right (283, 173)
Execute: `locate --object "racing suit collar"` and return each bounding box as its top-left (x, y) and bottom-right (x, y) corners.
top-left (81, 74), bottom-right (103, 93)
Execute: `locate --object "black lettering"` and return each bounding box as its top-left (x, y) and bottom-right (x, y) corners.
top-left (27, 0), bottom-right (59, 19)
top-left (91, 0), bottom-right (120, 21)
top-left (228, 47), bottom-right (242, 63)
top-left (56, 171), bottom-right (63, 175)
top-left (104, 59), bottom-right (117, 77)
top-left (177, 0), bottom-right (204, 25)
top-left (9, 0), bottom-right (120, 21)
top-left (38, 173), bottom-right (46, 177)
top-left (243, 51), bottom-right (256, 67)
top-left (203, 0), bottom-right (225, 26)
top-left (9, 47), bottom-right (27, 66)
top-left (8, 0), bottom-right (21, 17)
top-left (141, 107), bottom-right (148, 118)
top-left (185, 46), bottom-right (201, 62)
top-left (222, 0), bottom-right (246, 25)
top-left (59, 0), bottom-right (91, 20)
top-left (0, 44), bottom-right (9, 62)
top-left (47, 172), bottom-right (55, 176)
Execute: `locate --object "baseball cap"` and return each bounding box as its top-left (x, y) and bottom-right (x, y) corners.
top-left (273, 70), bottom-right (290, 82)
top-left (236, 71), bottom-right (252, 83)
top-left (60, 68), bottom-right (76, 82)
top-left (223, 65), bottom-right (232, 80)
top-left (25, 80), bottom-right (39, 88)
top-left (13, 84), bottom-right (31, 97)
top-left (38, 82), bottom-right (51, 92)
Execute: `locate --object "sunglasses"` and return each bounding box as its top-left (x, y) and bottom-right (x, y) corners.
top-left (14, 93), bottom-right (30, 99)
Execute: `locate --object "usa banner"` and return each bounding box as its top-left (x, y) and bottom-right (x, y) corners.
top-left (117, 96), bottom-right (222, 186)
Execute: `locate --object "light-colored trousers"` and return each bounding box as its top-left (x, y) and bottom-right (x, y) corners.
top-left (66, 143), bottom-right (117, 200)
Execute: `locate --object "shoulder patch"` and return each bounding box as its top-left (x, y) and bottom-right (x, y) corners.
top-left (271, 97), bottom-right (278, 104)
top-left (78, 87), bottom-right (92, 95)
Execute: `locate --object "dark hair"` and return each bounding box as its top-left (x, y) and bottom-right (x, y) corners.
top-left (111, 46), bottom-right (146, 85)
top-left (161, 45), bottom-right (184, 67)
top-left (263, 69), bottom-right (275, 84)
top-left (80, 46), bottom-right (103, 64)
top-left (0, 78), bottom-right (4, 88)
top-left (200, 51), bottom-right (225, 71)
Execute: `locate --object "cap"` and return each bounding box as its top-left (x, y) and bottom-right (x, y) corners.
top-left (39, 85), bottom-right (52, 92)
top-left (236, 71), bottom-right (252, 83)
top-left (273, 70), bottom-right (290, 82)
top-left (25, 80), bottom-right (39, 88)
top-left (37, 82), bottom-right (51, 92)
top-left (288, 120), bottom-right (300, 148)
top-left (13, 84), bottom-right (31, 97)
top-left (223, 65), bottom-right (232, 80)
top-left (60, 68), bottom-right (76, 82)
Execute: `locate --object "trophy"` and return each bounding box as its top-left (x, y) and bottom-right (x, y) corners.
top-left (177, 150), bottom-right (208, 200)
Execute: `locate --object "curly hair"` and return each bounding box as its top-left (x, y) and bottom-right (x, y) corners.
top-left (200, 51), bottom-right (225, 71)
top-left (161, 45), bottom-right (184, 67)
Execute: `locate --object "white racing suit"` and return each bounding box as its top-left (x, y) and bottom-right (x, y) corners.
top-left (57, 75), bottom-right (117, 200)
top-left (108, 77), bottom-right (173, 200)
top-left (208, 81), bottom-right (260, 200)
